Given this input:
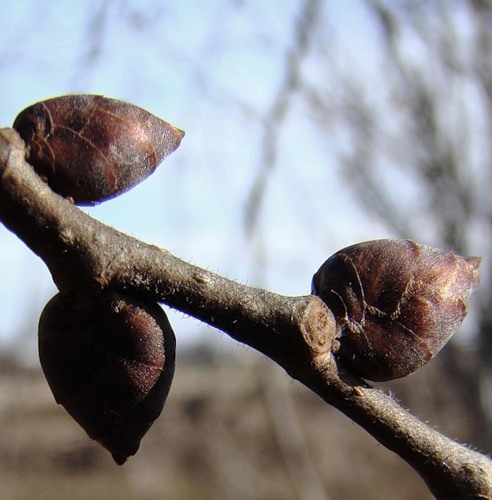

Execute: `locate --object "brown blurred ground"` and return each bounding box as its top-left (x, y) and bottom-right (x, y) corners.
top-left (0, 350), bottom-right (473, 500)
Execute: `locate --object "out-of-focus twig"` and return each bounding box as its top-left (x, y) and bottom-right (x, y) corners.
top-left (1, 127), bottom-right (492, 496)
top-left (244, 0), bottom-right (322, 237)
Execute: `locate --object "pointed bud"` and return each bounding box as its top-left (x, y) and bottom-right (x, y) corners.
top-left (13, 95), bottom-right (184, 205)
top-left (38, 291), bottom-right (176, 464)
top-left (312, 239), bottom-right (480, 381)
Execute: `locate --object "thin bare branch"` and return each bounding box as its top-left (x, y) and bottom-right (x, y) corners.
top-left (244, 0), bottom-right (322, 237)
top-left (1, 127), bottom-right (491, 495)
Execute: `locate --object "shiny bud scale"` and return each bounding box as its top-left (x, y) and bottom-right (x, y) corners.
top-left (312, 239), bottom-right (480, 381)
top-left (13, 95), bottom-right (184, 205)
top-left (38, 291), bottom-right (176, 464)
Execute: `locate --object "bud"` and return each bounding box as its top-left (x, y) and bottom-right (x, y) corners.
top-left (312, 239), bottom-right (480, 381)
top-left (13, 95), bottom-right (184, 205)
top-left (38, 291), bottom-right (176, 464)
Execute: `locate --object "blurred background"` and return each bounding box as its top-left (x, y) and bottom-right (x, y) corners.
top-left (0, 0), bottom-right (490, 498)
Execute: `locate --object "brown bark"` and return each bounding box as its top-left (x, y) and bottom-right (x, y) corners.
top-left (1, 127), bottom-right (491, 496)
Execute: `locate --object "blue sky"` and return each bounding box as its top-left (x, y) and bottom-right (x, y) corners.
top-left (0, 0), bottom-right (396, 359)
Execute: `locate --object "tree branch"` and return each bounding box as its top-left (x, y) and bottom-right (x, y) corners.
top-left (1, 127), bottom-right (491, 496)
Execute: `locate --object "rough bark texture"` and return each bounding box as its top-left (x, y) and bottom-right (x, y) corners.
top-left (1, 127), bottom-right (491, 496)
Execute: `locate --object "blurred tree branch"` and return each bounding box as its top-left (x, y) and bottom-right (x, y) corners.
top-left (1, 127), bottom-right (492, 496)
top-left (299, 0), bottom-right (492, 451)
top-left (244, 0), bottom-right (322, 238)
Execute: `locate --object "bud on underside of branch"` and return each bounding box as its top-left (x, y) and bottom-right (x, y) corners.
top-left (38, 291), bottom-right (176, 464)
top-left (311, 239), bottom-right (480, 382)
top-left (13, 95), bottom-right (184, 205)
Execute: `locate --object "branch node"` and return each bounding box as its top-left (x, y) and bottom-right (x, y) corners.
top-left (298, 295), bottom-right (337, 357)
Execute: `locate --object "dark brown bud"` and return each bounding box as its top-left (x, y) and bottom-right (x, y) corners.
top-left (312, 239), bottom-right (480, 382)
top-left (38, 291), bottom-right (176, 464)
top-left (13, 95), bottom-right (184, 205)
